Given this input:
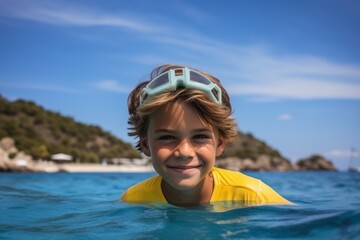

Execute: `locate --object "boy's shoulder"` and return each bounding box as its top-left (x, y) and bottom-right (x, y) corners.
top-left (212, 167), bottom-right (261, 189)
top-left (120, 175), bottom-right (166, 203)
top-left (211, 167), bottom-right (292, 204)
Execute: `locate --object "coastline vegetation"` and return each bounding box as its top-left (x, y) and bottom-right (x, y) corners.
top-left (0, 96), bottom-right (140, 163)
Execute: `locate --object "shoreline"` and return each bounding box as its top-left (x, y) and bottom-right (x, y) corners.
top-left (59, 163), bottom-right (155, 173)
top-left (0, 159), bottom-right (156, 173)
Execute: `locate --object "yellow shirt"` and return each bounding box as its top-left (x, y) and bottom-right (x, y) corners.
top-left (120, 167), bottom-right (291, 205)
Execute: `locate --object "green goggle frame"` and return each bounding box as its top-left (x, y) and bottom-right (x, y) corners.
top-left (140, 67), bottom-right (222, 106)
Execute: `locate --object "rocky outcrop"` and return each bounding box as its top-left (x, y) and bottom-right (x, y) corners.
top-left (0, 137), bottom-right (58, 172)
top-left (215, 155), bottom-right (294, 171)
top-left (1, 137), bottom-right (29, 171)
top-left (294, 155), bottom-right (336, 171)
top-left (216, 154), bottom-right (338, 171)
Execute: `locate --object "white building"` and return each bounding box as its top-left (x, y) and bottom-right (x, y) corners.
top-left (51, 153), bottom-right (73, 163)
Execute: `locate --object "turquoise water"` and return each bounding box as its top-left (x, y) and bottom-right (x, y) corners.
top-left (1, 171), bottom-right (359, 239)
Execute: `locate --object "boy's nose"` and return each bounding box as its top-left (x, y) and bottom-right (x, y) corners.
top-left (175, 139), bottom-right (195, 159)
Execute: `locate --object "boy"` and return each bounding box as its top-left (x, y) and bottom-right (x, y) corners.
top-left (121, 64), bottom-right (291, 207)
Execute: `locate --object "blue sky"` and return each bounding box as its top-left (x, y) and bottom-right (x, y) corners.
top-left (0, 0), bottom-right (359, 170)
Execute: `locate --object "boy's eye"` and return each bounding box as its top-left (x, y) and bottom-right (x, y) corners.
top-left (193, 134), bottom-right (210, 140)
top-left (158, 135), bottom-right (175, 140)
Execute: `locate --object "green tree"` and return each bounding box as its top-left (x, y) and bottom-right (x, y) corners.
top-left (30, 145), bottom-right (49, 160)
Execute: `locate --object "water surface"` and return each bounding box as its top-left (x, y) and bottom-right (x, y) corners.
top-left (1, 171), bottom-right (359, 239)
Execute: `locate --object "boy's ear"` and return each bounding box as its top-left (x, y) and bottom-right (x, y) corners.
top-left (216, 137), bottom-right (225, 156)
top-left (140, 138), bottom-right (151, 157)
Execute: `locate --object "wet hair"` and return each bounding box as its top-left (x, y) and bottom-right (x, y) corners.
top-left (128, 64), bottom-right (238, 152)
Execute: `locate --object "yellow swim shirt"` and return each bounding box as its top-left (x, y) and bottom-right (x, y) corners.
top-left (120, 167), bottom-right (291, 205)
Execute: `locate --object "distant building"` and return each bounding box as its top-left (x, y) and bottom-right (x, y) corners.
top-left (14, 159), bottom-right (29, 167)
top-left (51, 153), bottom-right (73, 164)
top-left (102, 158), bottom-right (151, 166)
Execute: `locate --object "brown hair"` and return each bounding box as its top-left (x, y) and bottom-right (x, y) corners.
top-left (128, 64), bottom-right (238, 151)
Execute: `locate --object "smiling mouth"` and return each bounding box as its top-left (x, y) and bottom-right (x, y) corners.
top-left (166, 165), bottom-right (203, 175)
top-left (167, 165), bottom-right (202, 170)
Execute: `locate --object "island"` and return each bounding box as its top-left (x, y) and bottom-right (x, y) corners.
top-left (0, 96), bottom-right (337, 172)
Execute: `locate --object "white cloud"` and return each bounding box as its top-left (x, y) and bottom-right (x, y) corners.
top-left (328, 149), bottom-right (360, 158)
top-left (95, 80), bottom-right (130, 93)
top-left (149, 36), bottom-right (360, 100)
top-left (0, 0), bottom-right (163, 32)
top-left (228, 78), bottom-right (360, 100)
top-left (278, 114), bottom-right (292, 121)
top-left (2, 0), bottom-right (360, 101)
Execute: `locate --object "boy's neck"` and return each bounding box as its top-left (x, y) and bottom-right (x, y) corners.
top-left (161, 173), bottom-right (214, 207)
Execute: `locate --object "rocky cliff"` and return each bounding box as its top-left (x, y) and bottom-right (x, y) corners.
top-left (215, 155), bottom-right (294, 171)
top-left (295, 155), bottom-right (337, 171)
top-left (0, 137), bottom-right (59, 172)
top-left (218, 132), bottom-right (294, 171)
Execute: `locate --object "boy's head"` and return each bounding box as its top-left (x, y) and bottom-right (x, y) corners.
top-left (128, 64), bottom-right (237, 152)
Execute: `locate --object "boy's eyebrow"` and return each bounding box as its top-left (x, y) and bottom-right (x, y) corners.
top-left (154, 128), bottom-right (212, 133)
top-left (154, 129), bottom-right (176, 133)
top-left (192, 128), bottom-right (212, 133)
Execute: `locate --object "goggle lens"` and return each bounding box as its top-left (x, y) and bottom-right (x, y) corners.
top-left (147, 72), bottom-right (170, 89)
top-left (189, 71), bottom-right (212, 85)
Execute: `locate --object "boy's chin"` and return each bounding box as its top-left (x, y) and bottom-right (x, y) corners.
top-left (167, 179), bottom-right (204, 191)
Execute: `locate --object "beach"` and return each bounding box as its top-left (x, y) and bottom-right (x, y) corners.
top-left (0, 157), bottom-right (155, 173)
top-left (59, 163), bottom-right (155, 173)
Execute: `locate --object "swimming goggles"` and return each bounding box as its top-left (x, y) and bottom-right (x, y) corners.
top-left (140, 67), bottom-right (222, 106)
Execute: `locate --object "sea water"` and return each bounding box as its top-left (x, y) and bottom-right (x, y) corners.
top-left (1, 171), bottom-right (359, 240)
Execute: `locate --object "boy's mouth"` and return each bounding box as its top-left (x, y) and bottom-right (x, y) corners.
top-left (167, 165), bottom-right (202, 169)
top-left (167, 165), bottom-right (203, 173)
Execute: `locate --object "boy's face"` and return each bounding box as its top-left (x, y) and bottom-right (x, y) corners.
top-left (141, 101), bottom-right (224, 192)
